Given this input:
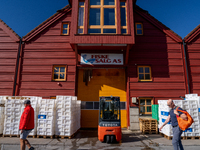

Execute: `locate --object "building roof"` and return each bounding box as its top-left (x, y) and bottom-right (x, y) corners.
top-left (0, 19), bottom-right (20, 41)
top-left (23, 5), bottom-right (71, 42)
top-left (134, 5), bottom-right (182, 43)
top-left (184, 24), bottom-right (200, 43)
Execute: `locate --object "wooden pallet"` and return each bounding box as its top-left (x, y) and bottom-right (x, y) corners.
top-left (3, 134), bottom-right (20, 138)
top-left (55, 129), bottom-right (79, 139)
top-left (139, 118), bottom-right (158, 134)
top-left (36, 135), bottom-right (54, 139)
top-left (27, 135), bottom-right (37, 138)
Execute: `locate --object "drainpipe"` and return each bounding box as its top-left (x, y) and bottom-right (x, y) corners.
top-left (182, 39), bottom-right (190, 94)
top-left (13, 38), bottom-right (22, 96)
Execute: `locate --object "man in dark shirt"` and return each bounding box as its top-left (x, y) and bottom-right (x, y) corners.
top-left (159, 99), bottom-right (188, 150)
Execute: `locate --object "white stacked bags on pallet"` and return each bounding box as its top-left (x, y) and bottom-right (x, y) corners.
top-left (3, 96), bottom-right (22, 136)
top-left (55, 96), bottom-right (81, 137)
top-left (0, 96), bottom-right (5, 134)
top-left (37, 99), bottom-right (56, 137)
top-left (158, 94), bottom-right (200, 138)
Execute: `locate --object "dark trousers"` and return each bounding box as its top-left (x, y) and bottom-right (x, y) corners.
top-left (172, 126), bottom-right (184, 150)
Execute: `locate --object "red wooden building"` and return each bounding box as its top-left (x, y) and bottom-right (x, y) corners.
top-left (0, 19), bottom-right (20, 96)
top-left (0, 0), bottom-right (192, 130)
top-left (184, 25), bottom-right (200, 94)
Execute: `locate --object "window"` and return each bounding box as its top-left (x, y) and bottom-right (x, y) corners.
top-left (138, 66), bottom-right (152, 81)
top-left (120, 1), bottom-right (127, 34)
top-left (135, 23), bottom-right (143, 35)
top-left (78, 1), bottom-right (85, 34)
top-left (88, 0), bottom-right (116, 34)
top-left (139, 98), bottom-right (153, 115)
top-left (52, 66), bottom-right (66, 81)
top-left (61, 23), bottom-right (69, 35)
top-left (81, 101), bottom-right (126, 110)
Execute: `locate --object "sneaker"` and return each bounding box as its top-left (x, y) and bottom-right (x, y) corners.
top-left (29, 147), bottom-right (35, 150)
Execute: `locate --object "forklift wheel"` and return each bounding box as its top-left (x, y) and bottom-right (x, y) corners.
top-left (110, 135), bottom-right (116, 143)
top-left (106, 135), bottom-right (111, 143)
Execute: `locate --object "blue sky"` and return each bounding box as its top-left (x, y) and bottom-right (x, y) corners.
top-left (0, 0), bottom-right (199, 38)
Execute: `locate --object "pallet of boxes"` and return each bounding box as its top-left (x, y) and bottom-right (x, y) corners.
top-left (0, 96), bottom-right (5, 135)
top-left (158, 94), bottom-right (200, 140)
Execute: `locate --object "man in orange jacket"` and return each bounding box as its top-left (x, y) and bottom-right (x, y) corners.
top-left (19, 100), bottom-right (35, 150)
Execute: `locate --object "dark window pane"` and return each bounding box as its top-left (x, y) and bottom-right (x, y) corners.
top-left (63, 29), bottom-right (68, 34)
top-left (63, 24), bottom-right (68, 29)
top-left (140, 106), bottom-right (145, 113)
top-left (54, 74), bottom-right (58, 79)
top-left (89, 8), bottom-right (100, 25)
top-left (103, 29), bottom-right (116, 33)
top-left (140, 99), bottom-right (145, 105)
top-left (60, 73), bottom-right (65, 79)
top-left (79, 2), bottom-right (84, 6)
top-left (120, 7), bottom-right (126, 26)
top-left (88, 29), bottom-right (101, 33)
top-left (78, 29), bottom-right (83, 34)
top-left (104, 0), bottom-right (115, 5)
top-left (60, 67), bottom-right (65, 72)
top-left (137, 24), bottom-right (142, 29)
top-left (78, 7), bottom-right (84, 26)
top-left (139, 67), bottom-right (143, 73)
top-left (94, 102), bottom-right (99, 109)
top-left (139, 74), bottom-right (144, 80)
top-left (145, 74), bottom-right (150, 80)
top-left (85, 102), bottom-right (93, 109)
top-left (147, 106), bottom-right (152, 112)
top-left (81, 101), bottom-right (86, 109)
top-left (90, 0), bottom-right (100, 5)
top-left (120, 2), bottom-right (125, 6)
top-left (121, 29), bottom-right (126, 34)
top-left (137, 30), bottom-right (142, 35)
top-left (54, 67), bottom-right (59, 72)
top-left (120, 102), bottom-right (126, 109)
top-left (104, 8), bottom-right (115, 25)
top-left (146, 99), bottom-right (152, 105)
top-left (145, 67), bottom-right (150, 73)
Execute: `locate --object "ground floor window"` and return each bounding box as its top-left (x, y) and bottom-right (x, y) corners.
top-left (139, 98), bottom-right (153, 115)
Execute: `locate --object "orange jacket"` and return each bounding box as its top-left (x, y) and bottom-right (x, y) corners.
top-left (19, 105), bottom-right (34, 130)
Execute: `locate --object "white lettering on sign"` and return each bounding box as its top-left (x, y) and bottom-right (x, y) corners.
top-left (80, 53), bottom-right (123, 65)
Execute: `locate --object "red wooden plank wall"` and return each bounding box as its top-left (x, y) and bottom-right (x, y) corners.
top-left (0, 28), bottom-right (19, 95)
top-left (186, 34), bottom-right (200, 94)
top-left (19, 12), bottom-right (76, 98)
top-left (128, 13), bottom-right (186, 105)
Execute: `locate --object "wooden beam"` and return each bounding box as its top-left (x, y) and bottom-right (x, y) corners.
top-left (75, 44), bottom-right (78, 65)
top-left (125, 44), bottom-right (130, 65)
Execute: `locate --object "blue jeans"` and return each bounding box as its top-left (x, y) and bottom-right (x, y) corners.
top-left (172, 126), bottom-right (184, 150)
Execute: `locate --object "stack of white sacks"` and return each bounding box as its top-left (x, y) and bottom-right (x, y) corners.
top-left (0, 95), bottom-right (81, 137)
top-left (0, 96), bottom-right (5, 134)
top-left (159, 94), bottom-right (200, 137)
top-left (37, 99), bottom-right (56, 136)
top-left (55, 96), bottom-right (81, 137)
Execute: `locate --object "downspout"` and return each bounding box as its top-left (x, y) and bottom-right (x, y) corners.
top-left (182, 39), bottom-right (190, 94)
top-left (13, 38), bottom-right (22, 96)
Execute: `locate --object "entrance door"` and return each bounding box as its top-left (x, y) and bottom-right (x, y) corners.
top-left (77, 68), bottom-right (127, 128)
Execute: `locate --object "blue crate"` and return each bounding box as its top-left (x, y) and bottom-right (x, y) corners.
top-left (199, 108), bottom-right (200, 112)
top-left (161, 111), bottom-right (169, 116)
top-left (162, 118), bottom-right (171, 124)
top-left (38, 114), bottom-right (46, 119)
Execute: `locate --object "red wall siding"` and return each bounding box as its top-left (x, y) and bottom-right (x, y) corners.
top-left (19, 12), bottom-right (76, 97)
top-left (128, 12), bottom-right (185, 105)
top-left (0, 28), bottom-right (19, 95)
top-left (186, 34), bottom-right (200, 94)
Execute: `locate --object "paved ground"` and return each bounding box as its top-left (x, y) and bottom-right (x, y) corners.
top-left (1, 129), bottom-right (200, 150)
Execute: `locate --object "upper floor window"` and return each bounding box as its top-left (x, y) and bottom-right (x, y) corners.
top-left (78, 1), bottom-right (85, 34)
top-left (88, 0), bottom-right (116, 34)
top-left (138, 66), bottom-right (152, 81)
top-left (52, 66), bottom-right (66, 81)
top-left (135, 23), bottom-right (143, 35)
top-left (61, 23), bottom-right (69, 35)
top-left (120, 1), bottom-right (127, 34)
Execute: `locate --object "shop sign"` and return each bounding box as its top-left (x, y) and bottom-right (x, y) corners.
top-left (80, 53), bottom-right (123, 65)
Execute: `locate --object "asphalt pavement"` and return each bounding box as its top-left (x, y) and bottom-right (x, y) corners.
top-left (1, 129), bottom-right (200, 150)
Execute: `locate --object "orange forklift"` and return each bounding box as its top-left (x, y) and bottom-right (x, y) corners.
top-left (98, 96), bottom-right (122, 143)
